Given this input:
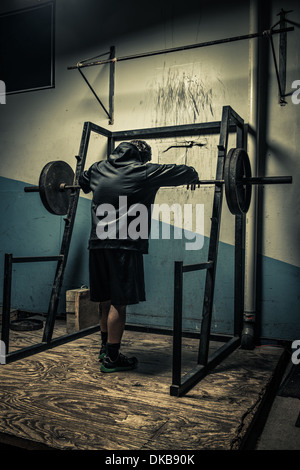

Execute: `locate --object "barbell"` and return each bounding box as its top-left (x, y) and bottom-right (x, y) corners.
top-left (24, 148), bottom-right (292, 216)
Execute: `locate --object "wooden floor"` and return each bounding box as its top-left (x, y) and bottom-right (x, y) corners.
top-left (0, 319), bottom-right (285, 450)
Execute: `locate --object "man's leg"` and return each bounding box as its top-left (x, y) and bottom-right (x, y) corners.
top-left (101, 303), bottom-right (138, 373)
top-left (99, 300), bottom-right (110, 333)
top-left (107, 304), bottom-right (126, 343)
top-left (100, 250), bottom-right (142, 373)
top-left (98, 300), bottom-right (110, 360)
top-left (106, 304), bottom-right (126, 361)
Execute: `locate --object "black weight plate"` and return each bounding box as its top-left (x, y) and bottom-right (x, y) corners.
top-left (224, 148), bottom-right (252, 215)
top-left (39, 161), bottom-right (74, 215)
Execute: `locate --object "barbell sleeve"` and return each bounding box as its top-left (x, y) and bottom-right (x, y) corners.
top-left (24, 184), bottom-right (81, 193)
top-left (243, 176), bottom-right (293, 185)
top-left (24, 186), bottom-right (40, 192)
top-left (59, 183), bottom-right (81, 191)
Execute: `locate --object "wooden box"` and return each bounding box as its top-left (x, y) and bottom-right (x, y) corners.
top-left (66, 288), bottom-right (98, 333)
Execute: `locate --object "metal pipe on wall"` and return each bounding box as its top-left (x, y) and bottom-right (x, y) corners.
top-left (242, 0), bottom-right (259, 349)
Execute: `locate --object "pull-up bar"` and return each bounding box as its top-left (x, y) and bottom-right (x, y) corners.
top-left (67, 26), bottom-right (293, 70)
top-left (67, 20), bottom-right (293, 124)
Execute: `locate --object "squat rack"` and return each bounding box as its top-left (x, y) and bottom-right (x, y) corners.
top-left (2, 106), bottom-right (292, 397)
top-left (2, 107), bottom-right (242, 379)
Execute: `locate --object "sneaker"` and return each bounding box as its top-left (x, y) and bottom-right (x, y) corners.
top-left (98, 344), bottom-right (107, 362)
top-left (100, 353), bottom-right (138, 373)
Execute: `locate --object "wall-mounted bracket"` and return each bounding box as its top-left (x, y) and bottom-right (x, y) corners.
top-left (267, 9), bottom-right (294, 105)
top-left (74, 46), bottom-right (115, 124)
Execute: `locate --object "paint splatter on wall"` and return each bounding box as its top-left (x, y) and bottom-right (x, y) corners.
top-left (148, 65), bottom-right (226, 126)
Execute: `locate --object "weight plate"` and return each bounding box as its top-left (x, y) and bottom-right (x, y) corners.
top-left (224, 148), bottom-right (252, 215)
top-left (39, 161), bottom-right (74, 215)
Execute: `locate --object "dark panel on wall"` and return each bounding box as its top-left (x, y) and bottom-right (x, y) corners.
top-left (0, 2), bottom-right (55, 94)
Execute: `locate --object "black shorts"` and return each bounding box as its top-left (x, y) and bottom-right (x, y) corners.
top-left (89, 248), bottom-right (146, 305)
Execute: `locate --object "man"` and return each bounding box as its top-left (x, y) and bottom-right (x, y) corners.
top-left (79, 140), bottom-right (198, 373)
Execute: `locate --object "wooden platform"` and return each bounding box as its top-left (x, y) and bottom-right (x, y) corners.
top-left (0, 321), bottom-right (285, 451)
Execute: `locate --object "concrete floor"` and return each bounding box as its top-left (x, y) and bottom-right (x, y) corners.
top-left (255, 362), bottom-right (300, 450)
top-left (256, 396), bottom-right (300, 449)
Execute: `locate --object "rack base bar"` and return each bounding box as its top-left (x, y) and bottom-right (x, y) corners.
top-left (170, 336), bottom-right (240, 397)
top-left (4, 325), bottom-right (99, 364)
